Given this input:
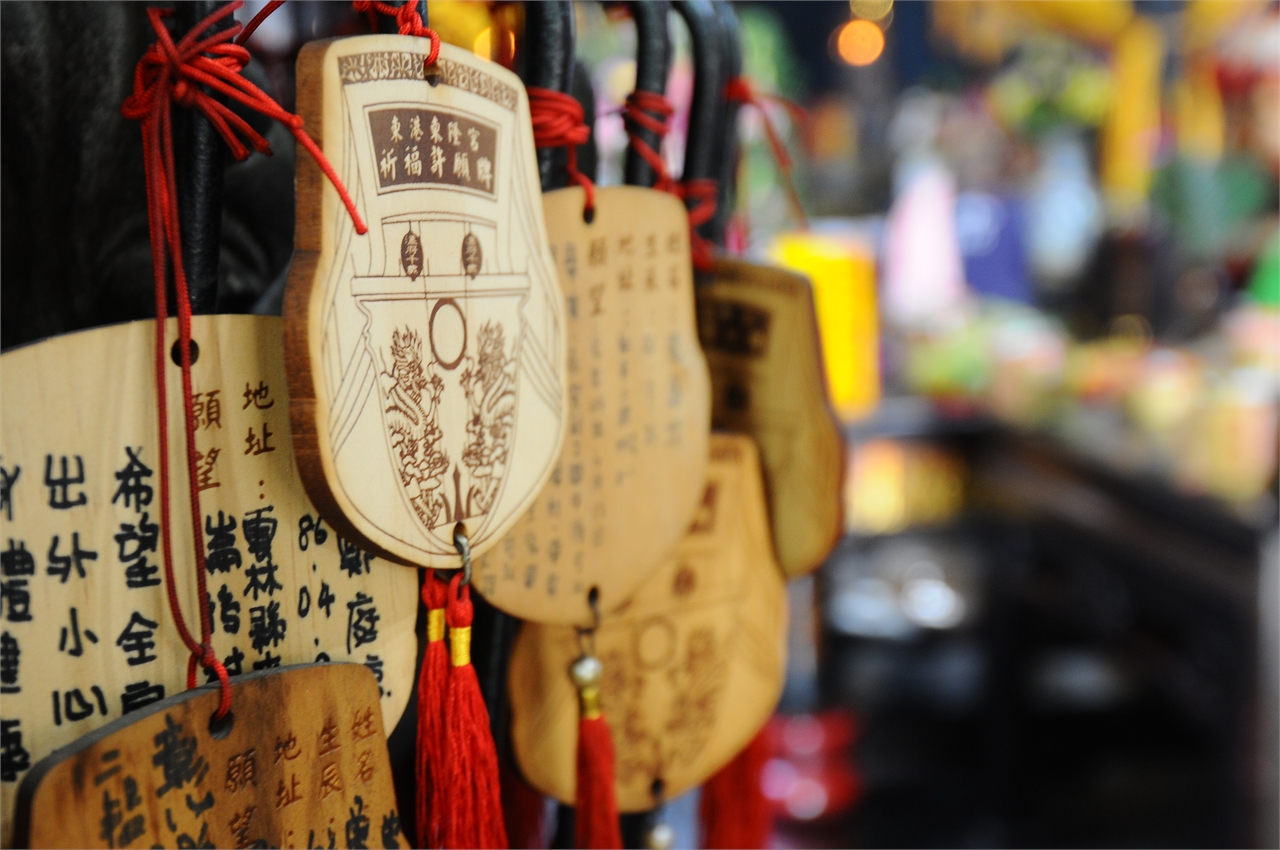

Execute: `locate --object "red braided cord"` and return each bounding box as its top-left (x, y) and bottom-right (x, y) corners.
top-left (352, 0), bottom-right (441, 67)
top-left (234, 0), bottom-right (284, 45)
top-left (120, 2), bottom-right (367, 717)
top-left (528, 87), bottom-right (596, 213)
top-left (723, 76), bottom-right (809, 230)
top-left (680, 178), bottom-right (717, 272)
top-left (623, 90), bottom-right (677, 193)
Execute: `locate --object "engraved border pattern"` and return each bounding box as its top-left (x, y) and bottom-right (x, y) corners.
top-left (338, 53), bottom-right (517, 111)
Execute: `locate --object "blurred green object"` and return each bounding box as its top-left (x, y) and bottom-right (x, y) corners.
top-left (1247, 232), bottom-right (1280, 307)
top-left (1150, 155), bottom-right (1271, 262)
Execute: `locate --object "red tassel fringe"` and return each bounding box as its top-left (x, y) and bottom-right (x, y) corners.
top-left (700, 727), bottom-right (772, 849)
top-left (575, 715), bottom-right (622, 849)
top-left (442, 574), bottom-right (508, 849)
top-left (416, 570), bottom-right (450, 848)
top-left (501, 754), bottom-right (547, 850)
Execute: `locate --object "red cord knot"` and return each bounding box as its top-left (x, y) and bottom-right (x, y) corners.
top-left (354, 1), bottom-right (442, 69)
top-left (678, 178), bottom-right (717, 272)
top-left (122, 2), bottom-right (367, 232)
top-left (623, 90), bottom-right (677, 193)
top-left (528, 87), bottom-right (596, 215)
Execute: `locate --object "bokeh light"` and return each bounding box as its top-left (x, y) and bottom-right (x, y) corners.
top-left (836, 19), bottom-right (885, 67)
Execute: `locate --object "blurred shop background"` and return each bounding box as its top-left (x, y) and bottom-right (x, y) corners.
top-left (215, 1), bottom-right (1280, 846)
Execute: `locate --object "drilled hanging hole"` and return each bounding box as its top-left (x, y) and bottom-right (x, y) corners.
top-left (208, 710), bottom-right (234, 740)
top-left (650, 777), bottom-right (665, 802)
top-left (582, 206), bottom-right (596, 225)
top-left (587, 586), bottom-right (600, 608)
top-left (170, 339), bottom-right (199, 366)
top-left (426, 67), bottom-right (442, 87)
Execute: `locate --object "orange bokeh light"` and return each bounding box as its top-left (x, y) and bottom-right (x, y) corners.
top-left (836, 19), bottom-right (885, 66)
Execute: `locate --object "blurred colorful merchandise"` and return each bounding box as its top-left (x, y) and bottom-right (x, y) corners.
top-left (1099, 16), bottom-right (1164, 226)
top-left (771, 232), bottom-right (881, 421)
top-left (844, 439), bottom-right (966, 536)
top-left (881, 161), bottom-right (967, 328)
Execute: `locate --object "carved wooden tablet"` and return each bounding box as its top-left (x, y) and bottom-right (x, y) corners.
top-left (13, 664), bottom-right (400, 849)
top-left (285, 37), bottom-right (567, 568)
top-left (697, 258), bottom-right (844, 577)
top-left (471, 186), bottom-right (711, 624)
top-left (0, 316), bottom-right (417, 846)
top-left (508, 434), bottom-right (786, 809)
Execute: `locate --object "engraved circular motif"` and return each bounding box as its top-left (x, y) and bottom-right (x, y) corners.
top-left (429, 297), bottom-right (467, 371)
top-left (634, 616), bottom-right (677, 670)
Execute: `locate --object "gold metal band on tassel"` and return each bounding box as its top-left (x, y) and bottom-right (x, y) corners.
top-left (450, 626), bottom-right (472, 666)
top-left (427, 609), bottom-right (446, 642)
top-left (579, 681), bottom-right (603, 720)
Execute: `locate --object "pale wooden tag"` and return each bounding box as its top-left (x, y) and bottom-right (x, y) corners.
top-left (13, 663), bottom-right (400, 849)
top-left (508, 433), bottom-right (786, 810)
top-left (697, 258), bottom-right (844, 577)
top-left (0, 316), bottom-right (417, 846)
top-left (472, 186), bottom-right (711, 624)
top-left (285, 37), bottom-right (567, 568)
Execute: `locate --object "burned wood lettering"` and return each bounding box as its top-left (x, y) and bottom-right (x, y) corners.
top-left (473, 187), bottom-right (711, 625)
top-left (285, 37), bottom-right (566, 569)
top-left (15, 664), bottom-right (399, 849)
top-left (0, 315), bottom-right (418, 845)
top-left (510, 434), bottom-right (788, 809)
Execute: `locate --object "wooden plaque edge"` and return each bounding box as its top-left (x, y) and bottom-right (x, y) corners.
top-left (10, 663), bottom-right (381, 848)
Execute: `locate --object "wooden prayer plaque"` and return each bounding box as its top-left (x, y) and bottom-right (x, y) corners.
top-left (473, 187), bottom-right (712, 624)
top-left (697, 258), bottom-right (844, 577)
top-left (508, 434), bottom-right (787, 809)
top-left (0, 316), bottom-right (417, 846)
top-left (285, 37), bottom-right (567, 568)
top-left (13, 663), bottom-right (401, 849)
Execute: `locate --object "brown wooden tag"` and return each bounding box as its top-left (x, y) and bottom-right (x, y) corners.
top-left (697, 258), bottom-right (844, 577)
top-left (471, 186), bottom-right (711, 624)
top-left (0, 316), bottom-right (417, 846)
top-left (12, 663), bottom-right (400, 849)
top-left (508, 433), bottom-right (786, 810)
top-left (285, 37), bottom-right (567, 569)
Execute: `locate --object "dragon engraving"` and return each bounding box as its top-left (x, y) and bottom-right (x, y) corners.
top-left (381, 327), bottom-right (450, 528)
top-left (459, 322), bottom-right (516, 517)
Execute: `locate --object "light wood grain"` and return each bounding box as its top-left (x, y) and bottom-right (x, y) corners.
top-left (285, 36), bottom-right (567, 569)
top-left (697, 258), bottom-right (844, 577)
top-left (0, 316), bottom-right (417, 847)
top-left (14, 663), bottom-right (400, 849)
top-left (508, 433), bottom-right (787, 810)
top-left (472, 186), bottom-right (712, 625)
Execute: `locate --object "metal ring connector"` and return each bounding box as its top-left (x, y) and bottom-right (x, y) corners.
top-left (452, 524), bottom-right (472, 586)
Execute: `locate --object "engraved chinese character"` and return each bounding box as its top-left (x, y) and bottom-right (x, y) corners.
top-left (355, 749), bottom-right (375, 784)
top-left (226, 748), bottom-right (257, 792)
top-left (116, 612), bottom-right (158, 665)
top-left (452, 150), bottom-right (470, 181)
top-left (319, 761), bottom-right (343, 798)
top-left (229, 806), bottom-right (255, 849)
top-left (115, 513), bottom-right (160, 589)
top-left (404, 145), bottom-right (422, 177)
top-left (248, 601), bottom-right (287, 653)
top-left (0, 632), bottom-right (19, 694)
top-left (276, 773), bottom-right (302, 808)
top-left (379, 148), bottom-right (397, 181)
top-left (351, 707), bottom-right (377, 740)
top-left (467, 126), bottom-right (480, 151)
top-left (390, 114), bottom-right (403, 143)
top-left (346, 593), bottom-right (380, 653)
top-left (476, 155), bottom-right (493, 189)
top-left (588, 237), bottom-right (607, 267)
top-left (205, 511), bottom-right (241, 574)
top-left (120, 680), bottom-right (165, 714)
top-left (0, 719), bottom-right (31, 780)
top-left (192, 390), bottom-right (222, 430)
top-left (318, 719), bottom-right (341, 755)
top-left (245, 423), bottom-right (276, 455)
top-left (194, 448), bottom-right (221, 491)
top-left (59, 606), bottom-right (99, 656)
top-left (45, 454), bottom-right (87, 509)
top-left (243, 381), bottom-right (273, 410)
top-left (274, 732), bottom-right (300, 763)
top-left (0, 463), bottom-right (20, 521)
top-left (409, 115), bottom-right (423, 141)
top-left (111, 447), bottom-right (152, 510)
top-left (152, 714), bottom-right (208, 796)
top-left (48, 534), bottom-right (98, 583)
top-left (429, 115), bottom-right (442, 143)
top-left (446, 120), bottom-right (461, 146)
top-left (430, 144), bottom-right (445, 177)
top-left (345, 796), bottom-right (370, 847)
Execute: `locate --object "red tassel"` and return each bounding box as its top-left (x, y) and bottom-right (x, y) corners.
top-left (700, 727), bottom-right (772, 849)
top-left (442, 574), bottom-right (508, 849)
top-left (416, 570), bottom-right (449, 848)
top-left (570, 656), bottom-right (622, 850)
